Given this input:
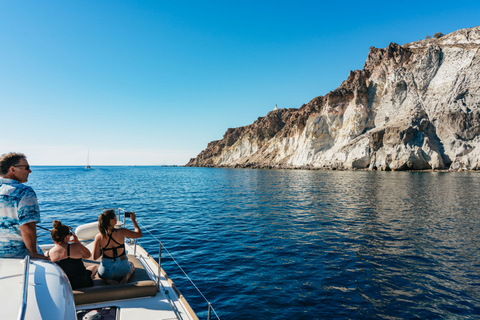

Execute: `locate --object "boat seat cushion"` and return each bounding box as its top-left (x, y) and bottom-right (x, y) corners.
top-left (73, 254), bottom-right (158, 305)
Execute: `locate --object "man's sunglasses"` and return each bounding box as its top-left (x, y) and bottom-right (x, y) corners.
top-left (14, 165), bottom-right (30, 170)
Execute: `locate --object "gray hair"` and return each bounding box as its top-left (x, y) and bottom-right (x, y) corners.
top-left (0, 152), bottom-right (26, 176)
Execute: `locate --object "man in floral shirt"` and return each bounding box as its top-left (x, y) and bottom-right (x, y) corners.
top-left (0, 152), bottom-right (46, 259)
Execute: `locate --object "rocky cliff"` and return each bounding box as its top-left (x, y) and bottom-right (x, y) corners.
top-left (187, 26), bottom-right (480, 171)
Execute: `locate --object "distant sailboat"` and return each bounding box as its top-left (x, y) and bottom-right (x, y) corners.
top-left (86, 150), bottom-right (92, 169)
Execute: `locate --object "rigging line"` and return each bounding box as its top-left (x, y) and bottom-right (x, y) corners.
top-left (137, 221), bottom-right (202, 292)
top-left (136, 220), bottom-right (220, 318)
top-left (37, 225), bottom-right (51, 232)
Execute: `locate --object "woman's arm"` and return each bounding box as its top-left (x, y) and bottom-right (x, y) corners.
top-left (92, 234), bottom-right (102, 260)
top-left (120, 212), bottom-right (143, 239)
top-left (70, 234), bottom-right (92, 259)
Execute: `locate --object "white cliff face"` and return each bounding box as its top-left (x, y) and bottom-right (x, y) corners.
top-left (217, 138), bottom-right (260, 164)
top-left (188, 26), bottom-right (480, 171)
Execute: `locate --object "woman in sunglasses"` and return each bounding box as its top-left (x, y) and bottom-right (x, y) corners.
top-left (46, 220), bottom-right (98, 289)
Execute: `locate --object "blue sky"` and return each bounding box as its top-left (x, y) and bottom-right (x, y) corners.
top-left (1, 1), bottom-right (479, 165)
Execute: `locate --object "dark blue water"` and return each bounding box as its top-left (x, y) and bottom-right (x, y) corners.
top-left (29, 167), bottom-right (480, 319)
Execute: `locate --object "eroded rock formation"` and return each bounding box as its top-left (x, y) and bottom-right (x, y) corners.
top-left (187, 26), bottom-right (480, 171)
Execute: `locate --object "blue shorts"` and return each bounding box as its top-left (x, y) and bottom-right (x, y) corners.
top-left (98, 256), bottom-right (133, 280)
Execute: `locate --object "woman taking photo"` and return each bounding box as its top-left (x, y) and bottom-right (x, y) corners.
top-left (92, 210), bottom-right (142, 284)
top-left (46, 220), bottom-right (97, 289)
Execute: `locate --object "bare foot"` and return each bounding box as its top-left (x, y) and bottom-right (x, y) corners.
top-left (119, 263), bottom-right (135, 284)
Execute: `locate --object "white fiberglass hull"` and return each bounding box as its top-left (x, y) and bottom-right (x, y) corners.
top-left (0, 257), bottom-right (76, 320)
top-left (0, 243), bottom-right (197, 320)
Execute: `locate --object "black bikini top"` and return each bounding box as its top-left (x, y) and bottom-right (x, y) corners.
top-left (101, 229), bottom-right (126, 260)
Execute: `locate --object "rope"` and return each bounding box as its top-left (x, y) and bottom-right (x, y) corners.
top-left (136, 220), bottom-right (221, 320)
top-left (37, 225), bottom-right (51, 232)
top-left (39, 212), bottom-right (221, 319)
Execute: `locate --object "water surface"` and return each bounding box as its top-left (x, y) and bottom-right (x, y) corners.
top-left (29, 167), bottom-right (480, 319)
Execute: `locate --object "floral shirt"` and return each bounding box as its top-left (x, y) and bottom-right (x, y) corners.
top-left (0, 178), bottom-right (40, 258)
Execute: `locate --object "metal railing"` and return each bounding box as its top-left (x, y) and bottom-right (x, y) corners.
top-left (18, 255), bottom-right (30, 320)
top-left (38, 208), bottom-right (220, 320)
top-left (135, 219), bottom-right (221, 320)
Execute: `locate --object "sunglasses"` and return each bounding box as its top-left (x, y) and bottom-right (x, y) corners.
top-left (14, 165), bottom-right (30, 170)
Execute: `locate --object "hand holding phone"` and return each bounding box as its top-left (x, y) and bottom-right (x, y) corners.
top-left (125, 211), bottom-right (136, 221)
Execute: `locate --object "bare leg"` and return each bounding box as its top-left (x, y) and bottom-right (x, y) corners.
top-left (119, 263), bottom-right (135, 284)
top-left (87, 265), bottom-right (99, 279)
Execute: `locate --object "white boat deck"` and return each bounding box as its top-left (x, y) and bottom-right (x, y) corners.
top-left (0, 257), bottom-right (76, 320)
top-left (77, 241), bottom-right (198, 320)
top-left (0, 258), bottom-right (25, 320)
top-left (0, 241), bottom-right (198, 320)
top-left (0, 210), bottom-right (207, 320)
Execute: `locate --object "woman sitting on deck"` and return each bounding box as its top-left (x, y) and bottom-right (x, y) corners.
top-left (47, 220), bottom-right (98, 289)
top-left (93, 210), bottom-right (142, 284)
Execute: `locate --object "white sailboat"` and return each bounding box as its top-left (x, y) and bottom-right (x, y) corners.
top-left (0, 209), bottom-right (218, 320)
top-left (86, 150), bottom-right (91, 169)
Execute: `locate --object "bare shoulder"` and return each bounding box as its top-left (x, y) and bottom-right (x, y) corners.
top-left (114, 228), bottom-right (128, 239)
top-left (47, 246), bottom-right (63, 262)
top-left (93, 233), bottom-right (104, 245)
top-left (116, 227), bottom-right (127, 235)
top-left (69, 242), bottom-right (83, 253)
top-left (71, 242), bottom-right (84, 249)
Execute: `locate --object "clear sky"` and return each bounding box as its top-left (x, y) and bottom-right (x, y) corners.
top-left (1, 1), bottom-right (479, 166)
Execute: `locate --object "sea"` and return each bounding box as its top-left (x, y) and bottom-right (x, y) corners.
top-left (29, 166), bottom-right (480, 320)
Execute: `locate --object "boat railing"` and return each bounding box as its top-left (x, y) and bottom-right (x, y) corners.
top-left (18, 254), bottom-right (30, 320)
top-left (136, 220), bottom-right (221, 320)
top-left (38, 208), bottom-right (220, 319)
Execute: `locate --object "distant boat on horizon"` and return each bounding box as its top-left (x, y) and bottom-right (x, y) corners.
top-left (86, 149), bottom-right (92, 169)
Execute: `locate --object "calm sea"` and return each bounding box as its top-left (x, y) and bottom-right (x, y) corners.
top-left (29, 167), bottom-right (480, 319)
